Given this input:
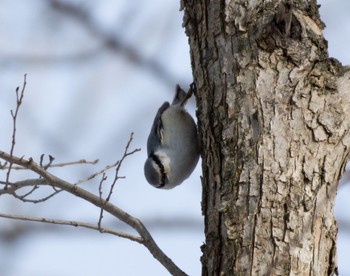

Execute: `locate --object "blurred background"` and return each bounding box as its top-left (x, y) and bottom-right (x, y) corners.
top-left (0, 0), bottom-right (349, 275)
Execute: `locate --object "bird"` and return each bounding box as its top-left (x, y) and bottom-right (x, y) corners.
top-left (144, 84), bottom-right (199, 189)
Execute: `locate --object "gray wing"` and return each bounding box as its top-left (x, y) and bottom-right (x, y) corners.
top-left (147, 102), bottom-right (170, 155)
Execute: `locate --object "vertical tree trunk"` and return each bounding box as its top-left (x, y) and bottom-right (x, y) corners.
top-left (182, 0), bottom-right (350, 275)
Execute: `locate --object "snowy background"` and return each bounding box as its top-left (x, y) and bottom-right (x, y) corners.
top-left (0, 0), bottom-right (349, 275)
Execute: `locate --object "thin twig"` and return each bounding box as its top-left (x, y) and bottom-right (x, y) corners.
top-left (0, 178), bottom-right (63, 203)
top-left (5, 74), bottom-right (27, 188)
top-left (98, 132), bottom-right (140, 228)
top-left (106, 132), bottom-right (140, 203)
top-left (74, 160), bottom-right (116, 185)
top-left (98, 173), bottom-right (107, 230)
top-left (1, 159), bottom-right (99, 170)
top-left (0, 212), bottom-right (143, 243)
top-left (12, 185), bottom-right (39, 200)
top-left (0, 178), bottom-right (47, 195)
top-left (0, 161), bottom-right (7, 169)
top-left (40, 154), bottom-right (55, 170)
top-left (12, 188), bottom-right (62, 203)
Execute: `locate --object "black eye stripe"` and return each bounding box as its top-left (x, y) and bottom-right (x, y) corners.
top-left (150, 153), bottom-right (167, 188)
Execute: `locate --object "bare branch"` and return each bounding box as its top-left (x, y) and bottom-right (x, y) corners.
top-left (40, 154), bottom-right (55, 170)
top-left (75, 160), bottom-right (116, 185)
top-left (12, 185), bottom-right (39, 200)
top-left (0, 178), bottom-right (62, 203)
top-left (0, 178), bottom-right (46, 195)
top-left (98, 133), bottom-right (140, 231)
top-left (98, 173), bottom-right (107, 230)
top-left (0, 161), bottom-right (7, 169)
top-left (0, 158), bottom-right (99, 170)
top-left (5, 74), bottom-right (27, 188)
top-left (0, 212), bottom-right (143, 243)
top-left (0, 150), bottom-right (187, 276)
top-left (106, 132), bottom-right (140, 203)
top-left (12, 187), bottom-right (62, 204)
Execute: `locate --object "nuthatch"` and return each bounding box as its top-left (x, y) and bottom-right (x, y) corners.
top-left (144, 84), bottom-right (199, 189)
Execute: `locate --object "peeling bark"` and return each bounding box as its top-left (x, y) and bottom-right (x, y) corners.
top-left (182, 0), bottom-right (350, 275)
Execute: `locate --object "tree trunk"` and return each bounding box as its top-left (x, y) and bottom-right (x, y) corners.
top-left (182, 0), bottom-right (350, 275)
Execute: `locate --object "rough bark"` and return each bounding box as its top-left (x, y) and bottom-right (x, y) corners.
top-left (182, 0), bottom-right (350, 275)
